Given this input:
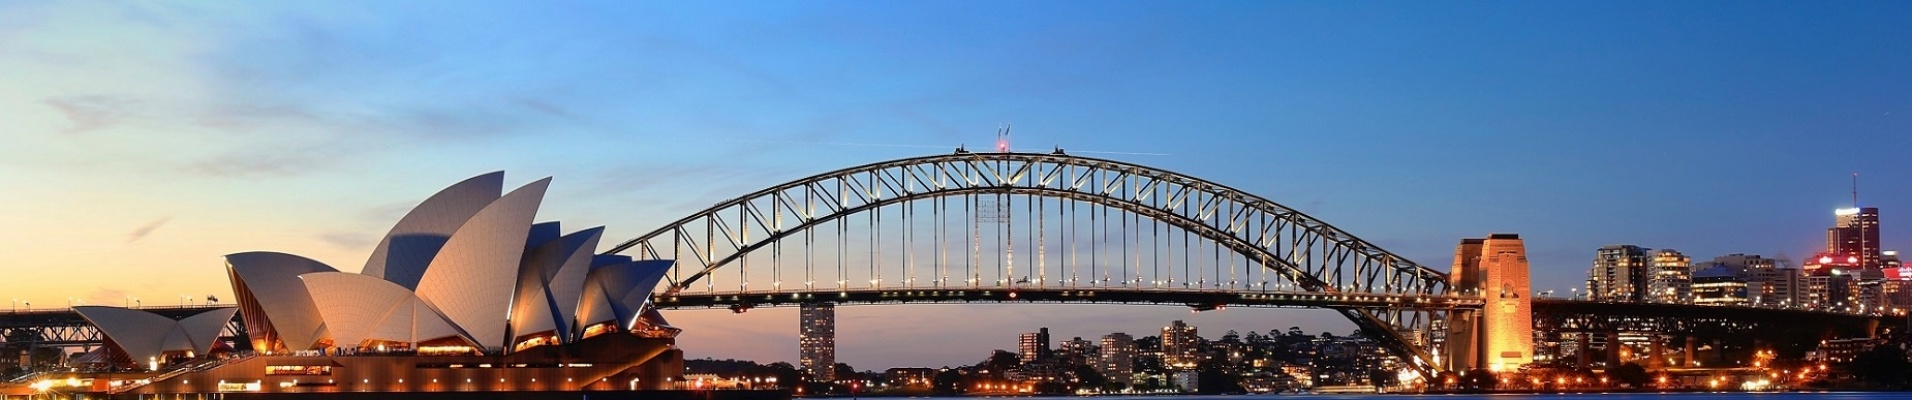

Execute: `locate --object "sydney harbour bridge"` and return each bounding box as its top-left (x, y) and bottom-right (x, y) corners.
top-left (2, 150), bottom-right (1900, 379)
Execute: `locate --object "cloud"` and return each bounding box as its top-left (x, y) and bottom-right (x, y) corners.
top-left (181, 145), bottom-right (336, 178)
top-left (44, 95), bottom-right (139, 134)
top-left (81, 288), bottom-right (132, 307)
top-left (125, 216), bottom-right (172, 244)
top-left (319, 231), bottom-right (372, 250)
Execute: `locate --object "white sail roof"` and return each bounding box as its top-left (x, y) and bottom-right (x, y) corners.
top-left (224, 251), bottom-right (336, 351)
top-left (300, 272), bottom-right (466, 348)
top-left (361, 171), bottom-right (503, 289)
top-left (576, 259), bottom-right (673, 331)
top-left (75, 306), bottom-right (238, 364)
top-left (414, 178), bottom-right (550, 351)
top-left (509, 226), bottom-right (602, 344)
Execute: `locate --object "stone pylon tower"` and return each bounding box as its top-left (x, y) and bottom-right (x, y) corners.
top-left (1444, 234), bottom-right (1534, 372)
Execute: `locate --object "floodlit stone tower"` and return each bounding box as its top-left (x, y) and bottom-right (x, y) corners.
top-left (1444, 234), bottom-right (1534, 372)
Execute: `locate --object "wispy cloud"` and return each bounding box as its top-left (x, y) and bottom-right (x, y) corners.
top-left (319, 231), bottom-right (373, 250)
top-left (125, 216), bottom-right (171, 244)
top-left (181, 145), bottom-right (337, 178)
top-left (44, 95), bottom-right (139, 134)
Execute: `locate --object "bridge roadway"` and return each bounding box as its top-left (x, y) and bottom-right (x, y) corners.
top-left (652, 287), bottom-right (1486, 311)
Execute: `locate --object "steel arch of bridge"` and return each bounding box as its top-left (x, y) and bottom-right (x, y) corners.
top-left (607, 151), bottom-right (1466, 377)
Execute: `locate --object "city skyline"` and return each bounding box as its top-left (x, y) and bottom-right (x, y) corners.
top-left (4, 1), bottom-right (1911, 369)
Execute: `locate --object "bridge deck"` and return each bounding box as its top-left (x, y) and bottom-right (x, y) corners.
top-left (656, 287), bottom-right (1485, 310)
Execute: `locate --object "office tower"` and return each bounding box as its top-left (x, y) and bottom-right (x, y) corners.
top-left (799, 303), bottom-right (836, 382)
top-left (1019, 327), bottom-right (1051, 364)
top-left (1444, 234), bottom-right (1534, 372)
top-left (1100, 333), bottom-right (1136, 384)
top-left (1828, 207), bottom-right (1881, 269)
top-left (1588, 245), bottom-right (1648, 302)
top-left (1646, 249), bottom-right (1693, 304)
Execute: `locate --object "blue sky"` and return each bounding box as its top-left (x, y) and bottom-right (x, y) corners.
top-left (3, 1), bottom-right (1909, 369)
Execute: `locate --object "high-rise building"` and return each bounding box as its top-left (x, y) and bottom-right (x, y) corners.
top-left (1162, 320), bottom-right (1201, 369)
top-left (1589, 245), bottom-right (1648, 302)
top-left (1099, 333), bottom-right (1136, 384)
top-left (1444, 234), bottom-right (1534, 372)
top-left (1828, 207), bottom-right (1882, 269)
top-left (1645, 249), bottom-right (1693, 304)
top-left (799, 303), bottom-right (836, 382)
top-left (1019, 327), bottom-right (1051, 364)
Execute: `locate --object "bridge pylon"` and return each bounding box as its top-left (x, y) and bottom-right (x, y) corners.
top-left (1443, 234), bottom-right (1533, 372)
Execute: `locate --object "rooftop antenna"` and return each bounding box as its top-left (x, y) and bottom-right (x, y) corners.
top-left (1852, 172), bottom-right (1859, 207)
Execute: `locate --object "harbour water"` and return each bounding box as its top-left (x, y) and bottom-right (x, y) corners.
top-left (914, 394), bottom-right (1897, 400)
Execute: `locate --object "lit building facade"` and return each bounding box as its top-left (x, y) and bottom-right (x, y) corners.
top-left (1445, 234), bottom-right (1533, 372)
top-left (1588, 245), bottom-right (1648, 302)
top-left (1058, 337), bottom-right (1096, 366)
top-left (1099, 333), bottom-right (1136, 385)
top-left (1755, 268), bottom-right (1803, 307)
top-left (1018, 327), bottom-right (1050, 364)
top-left (799, 303), bottom-right (836, 382)
top-left (1828, 207), bottom-right (1881, 269)
top-left (1645, 249), bottom-right (1693, 304)
top-left (1162, 320), bottom-right (1201, 369)
top-left (1692, 275), bottom-right (1752, 306)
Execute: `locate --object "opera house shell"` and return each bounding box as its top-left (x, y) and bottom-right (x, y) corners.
top-left (55, 172), bottom-right (689, 396)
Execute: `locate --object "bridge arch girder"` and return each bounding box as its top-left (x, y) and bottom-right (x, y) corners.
top-left (607, 152), bottom-right (1455, 377)
top-left (608, 152), bottom-right (1448, 295)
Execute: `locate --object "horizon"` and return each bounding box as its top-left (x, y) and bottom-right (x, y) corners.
top-left (3, 1), bottom-right (1909, 370)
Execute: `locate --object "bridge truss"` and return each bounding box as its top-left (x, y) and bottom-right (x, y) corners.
top-left (607, 151), bottom-right (1468, 377)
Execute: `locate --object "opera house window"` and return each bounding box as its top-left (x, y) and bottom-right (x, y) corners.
top-left (266, 365), bottom-right (333, 376)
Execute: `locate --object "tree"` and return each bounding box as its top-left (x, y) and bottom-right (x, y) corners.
top-left (1220, 330), bottom-right (1241, 345)
top-left (1196, 362), bottom-right (1245, 394)
top-left (1851, 346), bottom-right (1911, 388)
top-left (1072, 363), bottom-right (1107, 389)
top-left (833, 362), bottom-right (861, 382)
top-left (763, 362), bottom-right (802, 388)
top-left (931, 368), bottom-right (967, 394)
top-left (1608, 363), bottom-right (1651, 388)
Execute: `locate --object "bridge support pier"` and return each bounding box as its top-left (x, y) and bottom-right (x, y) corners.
top-left (1443, 234), bottom-right (1533, 372)
top-left (1576, 333), bottom-right (1590, 369)
top-left (1682, 336), bottom-right (1696, 368)
top-left (1605, 331), bottom-right (1621, 367)
top-left (1647, 335), bottom-right (1665, 369)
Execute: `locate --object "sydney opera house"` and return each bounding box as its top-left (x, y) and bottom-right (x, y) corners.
top-left (31, 173), bottom-right (692, 397)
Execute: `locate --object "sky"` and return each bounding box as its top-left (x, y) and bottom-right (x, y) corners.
top-left (3, 1), bottom-right (1910, 370)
